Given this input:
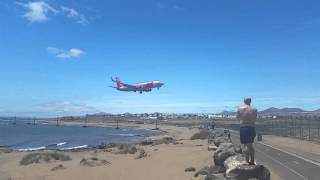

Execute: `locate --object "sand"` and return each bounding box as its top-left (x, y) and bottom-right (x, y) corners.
top-left (0, 123), bottom-right (287, 180)
top-left (0, 125), bottom-right (213, 180)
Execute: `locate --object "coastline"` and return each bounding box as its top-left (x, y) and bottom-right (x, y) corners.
top-left (0, 123), bottom-right (212, 180)
top-left (0, 121), bottom-right (162, 152)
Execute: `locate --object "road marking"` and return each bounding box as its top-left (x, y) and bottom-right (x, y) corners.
top-left (229, 131), bottom-right (320, 167)
top-left (258, 142), bottom-right (320, 167)
top-left (256, 148), bottom-right (309, 180)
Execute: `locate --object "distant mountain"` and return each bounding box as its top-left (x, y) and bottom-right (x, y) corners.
top-left (259, 107), bottom-right (306, 114)
top-left (313, 109), bottom-right (320, 112)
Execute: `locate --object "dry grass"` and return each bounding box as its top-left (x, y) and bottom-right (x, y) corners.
top-left (20, 152), bottom-right (71, 166)
top-left (190, 130), bottom-right (210, 140)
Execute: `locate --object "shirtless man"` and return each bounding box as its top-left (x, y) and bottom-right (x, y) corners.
top-left (237, 97), bottom-right (257, 165)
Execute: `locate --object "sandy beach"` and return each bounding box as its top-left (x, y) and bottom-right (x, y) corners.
top-left (0, 124), bottom-right (214, 180)
top-left (0, 121), bottom-right (290, 180)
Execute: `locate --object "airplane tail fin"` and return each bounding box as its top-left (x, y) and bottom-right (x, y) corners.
top-left (111, 77), bottom-right (123, 88)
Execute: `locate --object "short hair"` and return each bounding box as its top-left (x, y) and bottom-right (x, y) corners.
top-left (244, 97), bottom-right (251, 105)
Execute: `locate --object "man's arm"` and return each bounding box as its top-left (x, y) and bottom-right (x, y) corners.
top-left (237, 109), bottom-right (241, 119)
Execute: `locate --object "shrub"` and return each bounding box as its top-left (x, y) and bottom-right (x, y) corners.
top-left (190, 130), bottom-right (210, 140)
top-left (20, 152), bottom-right (71, 166)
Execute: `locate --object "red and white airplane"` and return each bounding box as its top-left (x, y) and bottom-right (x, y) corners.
top-left (110, 77), bottom-right (164, 94)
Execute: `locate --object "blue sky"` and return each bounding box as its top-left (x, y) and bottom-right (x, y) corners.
top-left (1, 0), bottom-right (320, 117)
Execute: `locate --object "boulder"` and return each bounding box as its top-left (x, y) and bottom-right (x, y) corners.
top-left (204, 174), bottom-right (228, 180)
top-left (224, 154), bottom-right (270, 180)
top-left (194, 165), bottom-right (226, 177)
top-left (234, 144), bottom-right (242, 154)
top-left (226, 164), bottom-right (270, 180)
top-left (213, 143), bottom-right (236, 165)
top-left (213, 137), bottom-right (231, 147)
top-left (208, 144), bottom-right (217, 151)
top-left (224, 154), bottom-right (247, 174)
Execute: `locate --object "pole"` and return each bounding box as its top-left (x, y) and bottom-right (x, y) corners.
top-left (293, 118), bottom-right (296, 137)
top-left (308, 119), bottom-right (311, 141)
top-left (116, 118), bottom-right (119, 129)
top-left (300, 119), bottom-right (303, 139)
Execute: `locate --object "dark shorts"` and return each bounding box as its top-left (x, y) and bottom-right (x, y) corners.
top-left (240, 126), bottom-right (256, 144)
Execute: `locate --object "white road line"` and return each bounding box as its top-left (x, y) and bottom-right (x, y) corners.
top-left (256, 148), bottom-right (309, 180)
top-left (230, 131), bottom-right (320, 167)
top-left (258, 142), bottom-right (320, 167)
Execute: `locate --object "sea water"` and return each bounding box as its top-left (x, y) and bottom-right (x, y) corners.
top-left (0, 119), bottom-right (156, 151)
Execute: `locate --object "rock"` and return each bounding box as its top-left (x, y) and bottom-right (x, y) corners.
top-left (135, 149), bottom-right (147, 159)
top-left (234, 144), bottom-right (242, 154)
top-left (208, 144), bottom-right (217, 151)
top-left (194, 166), bottom-right (211, 177)
top-left (117, 144), bottom-right (138, 154)
top-left (204, 174), bottom-right (228, 180)
top-left (194, 165), bottom-right (225, 177)
top-left (224, 154), bottom-right (247, 174)
top-left (213, 143), bottom-right (236, 165)
top-left (97, 143), bottom-right (117, 149)
top-left (185, 167), bottom-right (196, 172)
top-left (224, 154), bottom-right (270, 180)
top-left (204, 174), bottom-right (215, 180)
top-left (51, 164), bottom-right (65, 171)
top-left (141, 141), bottom-right (153, 145)
top-left (226, 164), bottom-right (270, 180)
top-left (213, 137), bottom-right (231, 147)
top-left (210, 165), bottom-right (226, 174)
top-left (80, 158), bottom-right (111, 167)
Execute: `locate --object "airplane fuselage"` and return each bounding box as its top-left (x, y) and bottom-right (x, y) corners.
top-left (110, 77), bottom-right (164, 93)
top-left (118, 81), bottom-right (163, 92)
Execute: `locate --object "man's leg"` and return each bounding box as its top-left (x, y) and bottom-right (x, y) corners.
top-left (246, 143), bottom-right (255, 165)
top-left (243, 144), bottom-right (250, 163)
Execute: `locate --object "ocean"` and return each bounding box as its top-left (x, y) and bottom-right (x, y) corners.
top-left (0, 119), bottom-right (156, 151)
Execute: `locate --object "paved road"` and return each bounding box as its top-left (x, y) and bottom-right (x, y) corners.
top-left (230, 132), bottom-right (320, 180)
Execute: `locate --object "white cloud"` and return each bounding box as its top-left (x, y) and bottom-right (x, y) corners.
top-left (17, 2), bottom-right (88, 24)
top-left (61, 6), bottom-right (87, 25)
top-left (46, 47), bottom-right (84, 58)
top-left (18, 1), bottom-right (58, 23)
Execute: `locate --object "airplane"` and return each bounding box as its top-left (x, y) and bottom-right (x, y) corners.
top-left (110, 77), bottom-right (164, 94)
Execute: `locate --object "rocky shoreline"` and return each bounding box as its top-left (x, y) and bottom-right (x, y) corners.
top-left (191, 129), bottom-right (271, 180)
